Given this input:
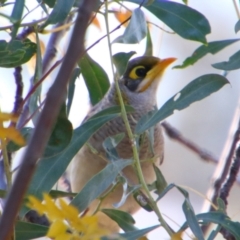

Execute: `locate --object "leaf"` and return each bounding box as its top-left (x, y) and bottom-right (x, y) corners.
top-left (135, 74), bottom-right (229, 134)
top-left (67, 68), bottom-right (81, 116)
top-left (181, 212), bottom-right (240, 239)
top-left (174, 39), bottom-right (240, 69)
top-left (113, 51), bottom-right (136, 77)
top-left (119, 225), bottom-right (160, 239)
top-left (182, 200), bottom-right (204, 240)
top-left (212, 49), bottom-right (240, 70)
top-left (235, 19), bottom-right (240, 33)
top-left (10, 0), bottom-right (24, 38)
top-left (44, 0), bottom-right (56, 8)
top-left (144, 26), bottom-right (153, 56)
top-left (43, 104), bottom-right (73, 158)
top-left (49, 189), bottom-right (76, 199)
top-left (0, 39), bottom-right (37, 68)
top-left (78, 53), bottom-right (110, 105)
top-left (21, 107), bottom-right (121, 216)
top-left (7, 127), bottom-right (33, 152)
top-left (71, 160), bottom-right (132, 211)
top-left (101, 209), bottom-right (137, 232)
top-left (153, 165), bottom-right (168, 195)
top-left (127, 0), bottom-right (211, 43)
top-left (43, 0), bottom-right (75, 27)
top-left (15, 221), bottom-right (48, 240)
top-left (112, 8), bottom-right (147, 44)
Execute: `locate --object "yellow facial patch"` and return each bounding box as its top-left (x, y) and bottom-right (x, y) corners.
top-left (129, 65), bottom-right (146, 79)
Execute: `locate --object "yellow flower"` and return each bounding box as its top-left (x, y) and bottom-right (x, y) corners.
top-left (27, 193), bottom-right (109, 240)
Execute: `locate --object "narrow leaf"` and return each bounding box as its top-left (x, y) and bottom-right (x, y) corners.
top-left (113, 51), bottom-right (136, 77)
top-left (49, 189), bottom-right (76, 199)
top-left (119, 225), bottom-right (160, 239)
top-left (153, 165), bottom-right (168, 195)
top-left (101, 209), bottom-right (137, 232)
top-left (212, 49), bottom-right (240, 70)
top-left (136, 74), bottom-right (229, 134)
top-left (15, 221), bottom-right (48, 240)
top-left (181, 211), bottom-right (240, 239)
top-left (182, 200), bottom-right (204, 240)
top-left (79, 54), bottom-right (110, 105)
top-left (10, 0), bottom-right (24, 38)
top-left (174, 39), bottom-right (240, 69)
top-left (21, 109), bottom-right (120, 216)
top-left (43, 0), bottom-right (75, 26)
top-left (112, 8), bottom-right (147, 44)
top-left (235, 19), bottom-right (240, 33)
top-left (127, 0), bottom-right (210, 43)
top-left (144, 26), bottom-right (153, 56)
top-left (67, 68), bottom-right (81, 116)
top-left (71, 160), bottom-right (132, 211)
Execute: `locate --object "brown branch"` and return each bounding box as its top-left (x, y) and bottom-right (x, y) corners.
top-left (219, 146), bottom-right (240, 240)
top-left (0, 1), bottom-right (98, 239)
top-left (161, 121), bottom-right (218, 164)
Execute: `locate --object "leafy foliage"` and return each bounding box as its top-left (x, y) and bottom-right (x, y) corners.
top-left (0, 0), bottom-right (239, 239)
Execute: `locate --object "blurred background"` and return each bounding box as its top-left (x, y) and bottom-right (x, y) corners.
top-left (1, 0), bottom-right (240, 239)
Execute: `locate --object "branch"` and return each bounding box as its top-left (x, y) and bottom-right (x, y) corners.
top-left (0, 1), bottom-right (98, 239)
top-left (161, 121), bottom-right (218, 164)
top-left (201, 104), bottom-right (240, 234)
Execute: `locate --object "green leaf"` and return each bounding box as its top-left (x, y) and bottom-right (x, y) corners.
top-left (235, 19), bottom-right (240, 33)
top-left (43, 104), bottom-right (73, 158)
top-left (49, 189), bottom-right (76, 199)
top-left (182, 200), bottom-right (204, 240)
top-left (10, 0), bottom-right (24, 38)
top-left (21, 107), bottom-right (121, 216)
top-left (181, 212), bottom-right (240, 239)
top-left (101, 209), bottom-right (137, 232)
top-left (67, 68), bottom-right (81, 116)
top-left (153, 165), bottom-right (167, 195)
top-left (15, 221), bottom-right (48, 240)
top-left (135, 74), bottom-right (229, 134)
top-left (71, 160), bottom-right (132, 211)
top-left (174, 39), bottom-right (240, 69)
top-left (212, 49), bottom-right (240, 70)
top-left (43, 0), bottom-right (75, 27)
top-left (7, 127), bottom-right (33, 152)
top-left (0, 39), bottom-right (37, 68)
top-left (113, 51), bottom-right (136, 77)
top-left (119, 225), bottom-right (160, 239)
top-left (144, 26), bottom-right (153, 56)
top-left (112, 8), bottom-right (147, 44)
top-left (79, 54), bottom-right (110, 105)
top-left (127, 0), bottom-right (211, 43)
top-left (43, 0), bottom-right (56, 8)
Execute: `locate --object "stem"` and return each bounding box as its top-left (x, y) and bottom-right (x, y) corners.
top-left (233, 0), bottom-right (240, 19)
top-left (103, 1), bottom-right (173, 236)
top-left (1, 139), bottom-right (11, 190)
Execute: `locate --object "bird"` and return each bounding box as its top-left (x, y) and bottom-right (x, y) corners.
top-left (69, 56), bottom-right (176, 232)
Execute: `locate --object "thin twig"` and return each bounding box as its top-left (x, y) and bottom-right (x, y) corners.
top-left (0, 1), bottom-right (97, 238)
top-left (161, 121), bottom-right (218, 164)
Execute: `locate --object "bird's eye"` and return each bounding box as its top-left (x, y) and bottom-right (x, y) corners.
top-left (135, 67), bottom-right (147, 77)
top-left (129, 66), bottom-right (147, 79)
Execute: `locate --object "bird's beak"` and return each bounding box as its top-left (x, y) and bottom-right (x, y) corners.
top-left (137, 57), bottom-right (176, 92)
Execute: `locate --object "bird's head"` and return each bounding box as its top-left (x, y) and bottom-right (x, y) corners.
top-left (119, 56), bottom-right (176, 107)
